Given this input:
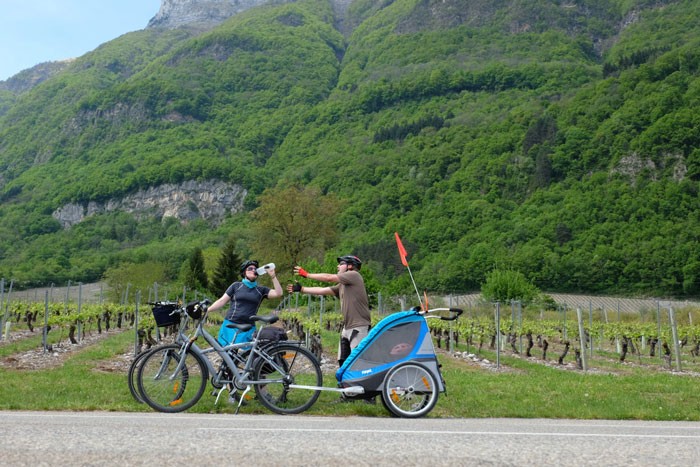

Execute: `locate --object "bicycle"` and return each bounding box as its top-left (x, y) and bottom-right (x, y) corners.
top-left (128, 299), bottom-right (263, 405)
top-left (135, 299), bottom-right (324, 415)
top-left (127, 301), bottom-right (187, 404)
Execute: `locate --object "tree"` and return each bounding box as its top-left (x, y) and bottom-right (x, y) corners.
top-left (183, 247), bottom-right (208, 293)
top-left (481, 269), bottom-right (540, 304)
top-left (209, 237), bottom-right (242, 296)
top-left (102, 261), bottom-right (168, 303)
top-left (250, 185), bottom-right (341, 275)
top-left (682, 259), bottom-right (700, 296)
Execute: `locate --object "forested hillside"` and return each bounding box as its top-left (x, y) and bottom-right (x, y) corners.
top-left (0, 0), bottom-right (698, 298)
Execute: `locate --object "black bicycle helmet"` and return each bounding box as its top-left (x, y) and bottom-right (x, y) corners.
top-left (240, 260), bottom-right (259, 277)
top-left (337, 255), bottom-right (362, 270)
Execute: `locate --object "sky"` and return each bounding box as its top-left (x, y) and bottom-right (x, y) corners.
top-left (0, 0), bottom-right (162, 81)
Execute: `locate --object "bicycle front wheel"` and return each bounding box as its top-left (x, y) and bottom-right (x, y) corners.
top-left (127, 348), bottom-right (155, 403)
top-left (137, 344), bottom-right (208, 413)
top-left (253, 343), bottom-right (322, 415)
top-left (381, 361), bottom-right (438, 418)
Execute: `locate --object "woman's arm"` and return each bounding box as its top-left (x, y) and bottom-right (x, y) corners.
top-left (208, 292), bottom-right (230, 313)
top-left (266, 269), bottom-right (284, 299)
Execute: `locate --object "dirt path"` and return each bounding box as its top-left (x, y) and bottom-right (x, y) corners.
top-left (0, 328), bottom-right (127, 371)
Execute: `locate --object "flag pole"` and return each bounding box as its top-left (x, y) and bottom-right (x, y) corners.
top-left (395, 232), bottom-right (425, 310)
top-left (405, 264), bottom-right (423, 309)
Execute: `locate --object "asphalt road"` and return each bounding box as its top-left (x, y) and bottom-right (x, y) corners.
top-left (2, 411), bottom-right (700, 466)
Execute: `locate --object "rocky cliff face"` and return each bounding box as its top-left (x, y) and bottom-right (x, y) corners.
top-left (52, 180), bottom-right (246, 228)
top-left (147, 0), bottom-right (290, 29)
top-left (147, 0), bottom-right (354, 31)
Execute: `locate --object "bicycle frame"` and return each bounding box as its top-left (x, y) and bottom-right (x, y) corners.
top-left (163, 306), bottom-right (323, 404)
top-left (156, 305), bottom-right (257, 380)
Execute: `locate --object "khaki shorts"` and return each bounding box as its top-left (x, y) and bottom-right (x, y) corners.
top-left (338, 326), bottom-right (370, 361)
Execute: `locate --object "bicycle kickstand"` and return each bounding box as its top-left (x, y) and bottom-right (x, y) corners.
top-left (235, 386), bottom-right (253, 415)
top-left (214, 386), bottom-right (227, 405)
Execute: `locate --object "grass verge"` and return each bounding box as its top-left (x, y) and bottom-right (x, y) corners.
top-left (1, 328), bottom-right (699, 420)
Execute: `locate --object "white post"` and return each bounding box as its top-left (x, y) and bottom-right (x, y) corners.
top-left (576, 307), bottom-right (587, 372)
top-left (448, 295), bottom-right (454, 353)
top-left (494, 302), bottom-right (500, 369)
top-left (669, 307), bottom-right (682, 372)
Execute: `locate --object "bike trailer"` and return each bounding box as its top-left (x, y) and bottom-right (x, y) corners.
top-left (335, 310), bottom-right (445, 395)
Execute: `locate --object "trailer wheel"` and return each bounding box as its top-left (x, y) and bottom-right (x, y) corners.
top-left (381, 361), bottom-right (438, 418)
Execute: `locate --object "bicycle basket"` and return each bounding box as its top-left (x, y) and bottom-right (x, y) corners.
top-left (151, 302), bottom-right (180, 327)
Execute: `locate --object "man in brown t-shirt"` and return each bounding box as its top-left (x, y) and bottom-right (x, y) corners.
top-left (288, 255), bottom-right (371, 366)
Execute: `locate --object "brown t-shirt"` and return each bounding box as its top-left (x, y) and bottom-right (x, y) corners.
top-left (330, 270), bottom-right (371, 329)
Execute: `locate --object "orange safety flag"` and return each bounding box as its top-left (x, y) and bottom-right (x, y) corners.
top-left (394, 232), bottom-right (409, 267)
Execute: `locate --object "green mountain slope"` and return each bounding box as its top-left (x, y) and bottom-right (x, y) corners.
top-left (0, 0), bottom-right (698, 297)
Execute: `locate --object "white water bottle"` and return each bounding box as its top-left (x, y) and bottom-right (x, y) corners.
top-left (256, 263), bottom-right (275, 276)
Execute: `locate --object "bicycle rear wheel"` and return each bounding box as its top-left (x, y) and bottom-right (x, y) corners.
top-left (253, 343), bottom-right (322, 415)
top-left (137, 344), bottom-right (208, 413)
top-left (381, 361), bottom-right (438, 418)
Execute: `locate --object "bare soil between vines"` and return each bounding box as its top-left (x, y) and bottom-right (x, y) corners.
top-left (0, 328), bottom-right (129, 371)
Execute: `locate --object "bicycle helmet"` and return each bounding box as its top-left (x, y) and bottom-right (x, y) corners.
top-left (337, 255), bottom-right (362, 270)
top-left (240, 260), bottom-right (259, 277)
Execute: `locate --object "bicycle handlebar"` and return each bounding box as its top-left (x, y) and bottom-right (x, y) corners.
top-left (419, 307), bottom-right (463, 321)
top-left (443, 307), bottom-right (463, 321)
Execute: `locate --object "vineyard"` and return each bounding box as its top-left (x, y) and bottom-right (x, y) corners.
top-left (2, 289), bottom-right (700, 376)
top-left (0, 301), bottom-right (170, 359)
top-left (282, 299), bottom-right (700, 374)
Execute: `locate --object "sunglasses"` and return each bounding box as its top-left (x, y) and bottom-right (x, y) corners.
top-left (246, 266), bottom-right (258, 272)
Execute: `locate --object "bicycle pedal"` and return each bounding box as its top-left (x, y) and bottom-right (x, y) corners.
top-left (228, 391), bottom-right (249, 407)
top-left (228, 395), bottom-right (247, 406)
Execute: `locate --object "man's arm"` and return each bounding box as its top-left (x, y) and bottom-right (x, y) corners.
top-left (302, 286), bottom-right (336, 296)
top-left (305, 272), bottom-right (339, 283)
top-left (286, 284), bottom-right (336, 296)
top-left (293, 266), bottom-right (339, 284)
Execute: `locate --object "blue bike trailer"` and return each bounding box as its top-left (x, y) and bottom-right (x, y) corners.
top-left (336, 310), bottom-right (445, 395)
